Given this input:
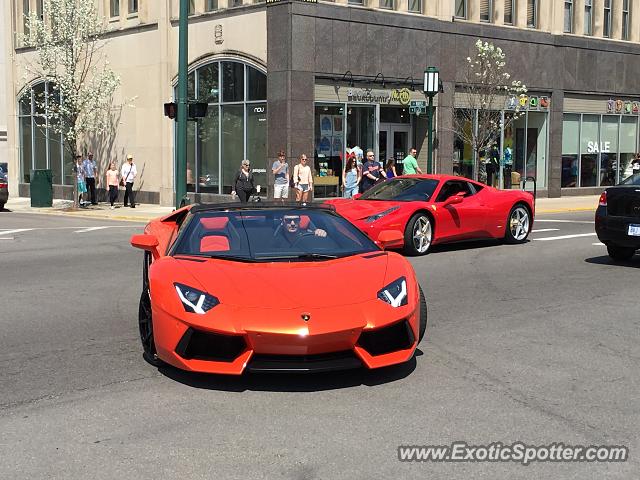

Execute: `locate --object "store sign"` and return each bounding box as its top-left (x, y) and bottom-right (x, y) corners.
top-left (586, 141), bottom-right (611, 154)
top-left (606, 99), bottom-right (640, 114)
top-left (346, 88), bottom-right (412, 106)
top-left (505, 95), bottom-right (550, 111)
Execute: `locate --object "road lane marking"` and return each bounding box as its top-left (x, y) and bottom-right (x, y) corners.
top-left (593, 242), bottom-right (605, 246)
top-left (0, 229), bottom-right (34, 236)
top-left (531, 228), bottom-right (560, 233)
top-left (0, 237), bottom-right (14, 240)
top-left (534, 233), bottom-right (597, 241)
top-left (74, 226), bottom-right (110, 233)
top-left (534, 219), bottom-right (595, 224)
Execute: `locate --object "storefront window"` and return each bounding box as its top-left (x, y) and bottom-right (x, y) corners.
top-left (453, 109), bottom-right (474, 180)
top-left (17, 82), bottom-right (68, 185)
top-left (580, 115), bottom-right (599, 187)
top-left (562, 114), bottom-right (579, 187)
top-left (314, 104), bottom-right (345, 198)
top-left (526, 112), bottom-right (548, 189)
top-left (600, 116), bottom-right (618, 186)
top-left (183, 60), bottom-right (266, 194)
top-left (347, 106), bottom-right (376, 157)
top-left (619, 116), bottom-right (637, 182)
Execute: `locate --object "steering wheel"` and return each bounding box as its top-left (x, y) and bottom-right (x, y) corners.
top-left (291, 231), bottom-right (317, 246)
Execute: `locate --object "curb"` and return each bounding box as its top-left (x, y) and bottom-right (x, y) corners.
top-left (6, 207), bottom-right (155, 223)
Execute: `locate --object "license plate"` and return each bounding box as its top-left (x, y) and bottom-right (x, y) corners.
top-left (628, 224), bottom-right (640, 236)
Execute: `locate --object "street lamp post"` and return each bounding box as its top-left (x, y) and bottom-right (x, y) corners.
top-left (423, 67), bottom-right (440, 175)
top-left (175, 0), bottom-right (189, 209)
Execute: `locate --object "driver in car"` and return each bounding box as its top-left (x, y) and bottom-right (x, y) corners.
top-left (273, 213), bottom-right (327, 247)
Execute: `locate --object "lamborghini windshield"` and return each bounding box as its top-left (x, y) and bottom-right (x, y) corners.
top-left (171, 207), bottom-right (379, 261)
top-left (359, 177), bottom-right (439, 201)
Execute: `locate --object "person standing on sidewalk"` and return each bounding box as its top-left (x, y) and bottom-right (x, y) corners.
top-left (342, 154), bottom-right (360, 198)
top-left (402, 148), bottom-right (422, 175)
top-left (74, 154), bottom-right (87, 206)
top-left (83, 152), bottom-right (98, 205)
top-left (360, 150), bottom-right (386, 193)
top-left (231, 159), bottom-right (256, 203)
top-left (105, 161), bottom-right (120, 209)
top-left (293, 154), bottom-right (313, 203)
top-left (272, 150), bottom-right (289, 203)
top-left (121, 154), bottom-right (137, 208)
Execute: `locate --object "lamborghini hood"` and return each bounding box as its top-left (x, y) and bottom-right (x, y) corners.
top-left (171, 253), bottom-right (390, 308)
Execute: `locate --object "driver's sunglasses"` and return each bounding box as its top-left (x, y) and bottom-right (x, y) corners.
top-left (284, 217), bottom-right (300, 225)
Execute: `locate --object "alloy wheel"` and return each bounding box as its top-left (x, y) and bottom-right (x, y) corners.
top-left (509, 207), bottom-right (530, 241)
top-left (412, 216), bottom-right (432, 254)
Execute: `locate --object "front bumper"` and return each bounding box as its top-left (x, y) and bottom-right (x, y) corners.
top-left (151, 299), bottom-right (421, 375)
top-left (595, 207), bottom-right (640, 249)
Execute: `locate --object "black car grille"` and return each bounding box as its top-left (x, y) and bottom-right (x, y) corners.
top-left (175, 327), bottom-right (246, 362)
top-left (357, 320), bottom-right (415, 356)
top-left (247, 351), bottom-right (362, 373)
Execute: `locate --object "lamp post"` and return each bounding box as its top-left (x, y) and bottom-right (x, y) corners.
top-left (175, 0), bottom-right (189, 209)
top-left (423, 67), bottom-right (440, 175)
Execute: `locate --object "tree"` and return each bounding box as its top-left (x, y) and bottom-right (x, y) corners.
top-left (23, 0), bottom-right (121, 206)
top-left (453, 40), bottom-right (527, 184)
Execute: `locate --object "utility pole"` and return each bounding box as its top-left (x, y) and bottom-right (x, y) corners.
top-left (175, 0), bottom-right (189, 209)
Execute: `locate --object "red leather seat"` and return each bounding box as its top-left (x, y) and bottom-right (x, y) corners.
top-left (200, 235), bottom-right (230, 252)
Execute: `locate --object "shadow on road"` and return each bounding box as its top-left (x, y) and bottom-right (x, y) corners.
top-left (585, 255), bottom-right (640, 268)
top-left (428, 238), bottom-right (512, 254)
top-left (158, 350), bottom-right (421, 392)
top-left (0, 208), bottom-right (12, 212)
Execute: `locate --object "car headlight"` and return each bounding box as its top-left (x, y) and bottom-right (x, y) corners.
top-left (174, 283), bottom-right (219, 314)
top-left (366, 206), bottom-right (400, 223)
top-left (377, 277), bottom-right (408, 307)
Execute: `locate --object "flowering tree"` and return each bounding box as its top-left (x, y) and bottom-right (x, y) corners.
top-left (453, 40), bottom-right (527, 183)
top-left (23, 0), bottom-right (121, 206)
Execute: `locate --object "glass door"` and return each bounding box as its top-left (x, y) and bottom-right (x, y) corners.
top-left (379, 123), bottom-right (411, 174)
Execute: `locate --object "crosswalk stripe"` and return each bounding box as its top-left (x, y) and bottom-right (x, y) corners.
top-left (534, 219), bottom-right (595, 224)
top-left (534, 233), bottom-right (597, 241)
top-left (74, 226), bottom-right (110, 233)
top-left (0, 229), bottom-right (34, 236)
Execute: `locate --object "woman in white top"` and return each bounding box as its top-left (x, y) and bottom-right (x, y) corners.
top-left (293, 154), bottom-right (313, 203)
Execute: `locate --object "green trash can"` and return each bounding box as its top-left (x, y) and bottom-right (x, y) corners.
top-left (30, 169), bottom-right (53, 207)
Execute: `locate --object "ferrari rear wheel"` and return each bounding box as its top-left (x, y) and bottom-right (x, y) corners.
top-left (504, 204), bottom-right (531, 244)
top-left (418, 286), bottom-right (427, 343)
top-left (404, 213), bottom-right (433, 256)
top-left (607, 245), bottom-right (635, 261)
top-left (138, 289), bottom-right (165, 367)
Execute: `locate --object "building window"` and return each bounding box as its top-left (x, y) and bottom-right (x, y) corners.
top-left (584, 0), bottom-right (592, 35)
top-left (380, 0), bottom-right (394, 9)
top-left (348, 0), bottom-right (364, 4)
top-left (622, 0), bottom-right (630, 40)
top-left (128, 0), bottom-right (138, 14)
top-left (17, 82), bottom-right (70, 186)
top-left (455, 0), bottom-right (466, 19)
top-left (206, 0), bottom-right (218, 10)
top-left (188, 0), bottom-right (195, 15)
top-left (408, 0), bottom-right (421, 13)
top-left (603, 0), bottom-right (611, 37)
top-left (182, 61), bottom-right (267, 195)
top-left (36, 0), bottom-right (43, 19)
top-left (110, 0), bottom-right (120, 17)
top-left (527, 0), bottom-right (537, 28)
top-left (22, 0), bottom-right (30, 34)
top-left (480, 0), bottom-right (492, 22)
top-left (504, 0), bottom-right (514, 24)
top-left (229, 0), bottom-right (243, 6)
top-left (564, 0), bottom-right (573, 33)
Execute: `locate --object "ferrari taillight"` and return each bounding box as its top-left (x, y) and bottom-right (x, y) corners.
top-left (598, 191), bottom-right (607, 207)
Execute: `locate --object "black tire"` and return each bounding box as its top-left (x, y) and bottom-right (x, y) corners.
top-left (403, 213), bottom-right (433, 256)
top-left (504, 203), bottom-right (531, 244)
top-left (138, 289), bottom-right (165, 367)
top-left (607, 245), bottom-right (635, 261)
top-left (418, 286), bottom-right (427, 343)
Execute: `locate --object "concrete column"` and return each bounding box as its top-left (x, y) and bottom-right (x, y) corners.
top-left (548, 90), bottom-right (564, 198)
top-left (5, 0), bottom-right (20, 197)
top-left (515, 0), bottom-right (527, 27)
top-left (612, 0), bottom-right (623, 38)
top-left (575, 0), bottom-right (585, 35)
top-left (494, 0), bottom-right (504, 26)
top-left (436, 81), bottom-right (455, 175)
top-left (630, 0), bottom-right (640, 41)
top-left (594, 0), bottom-right (604, 37)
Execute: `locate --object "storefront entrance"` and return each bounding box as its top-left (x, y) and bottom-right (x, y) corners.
top-left (379, 123), bottom-right (411, 170)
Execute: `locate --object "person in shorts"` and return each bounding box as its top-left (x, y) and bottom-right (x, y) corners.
top-left (293, 154), bottom-right (313, 203)
top-left (272, 149), bottom-right (289, 203)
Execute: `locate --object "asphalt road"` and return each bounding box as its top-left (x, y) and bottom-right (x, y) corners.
top-left (0, 211), bottom-right (638, 479)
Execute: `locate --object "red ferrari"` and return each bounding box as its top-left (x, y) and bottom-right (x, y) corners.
top-left (326, 175), bottom-right (535, 255)
top-left (130, 204), bottom-right (426, 375)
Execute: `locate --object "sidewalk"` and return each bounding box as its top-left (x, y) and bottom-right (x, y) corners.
top-left (3, 194), bottom-right (599, 222)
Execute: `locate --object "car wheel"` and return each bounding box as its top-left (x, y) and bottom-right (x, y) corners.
top-left (138, 289), bottom-right (165, 367)
top-left (418, 286), bottom-right (427, 343)
top-left (607, 245), bottom-right (635, 261)
top-left (504, 204), bottom-right (531, 244)
top-left (404, 213), bottom-right (433, 256)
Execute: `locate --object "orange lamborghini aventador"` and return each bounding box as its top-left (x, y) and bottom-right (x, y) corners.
top-left (130, 204), bottom-right (426, 375)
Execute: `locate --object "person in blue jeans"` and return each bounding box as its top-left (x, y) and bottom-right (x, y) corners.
top-left (342, 155), bottom-right (361, 198)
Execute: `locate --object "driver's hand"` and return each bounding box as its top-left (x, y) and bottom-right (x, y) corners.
top-left (314, 228), bottom-right (327, 238)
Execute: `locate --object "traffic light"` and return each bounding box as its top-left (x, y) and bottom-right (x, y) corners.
top-left (189, 102), bottom-right (208, 119)
top-left (164, 102), bottom-right (177, 119)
